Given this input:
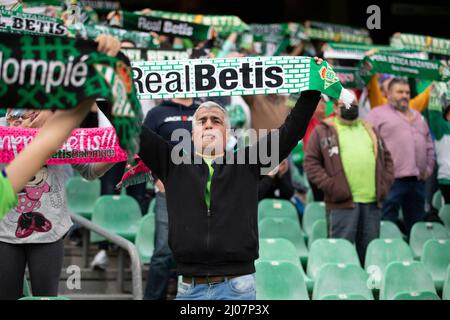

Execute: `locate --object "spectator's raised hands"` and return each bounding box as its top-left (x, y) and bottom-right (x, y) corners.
top-left (95, 35), bottom-right (121, 56)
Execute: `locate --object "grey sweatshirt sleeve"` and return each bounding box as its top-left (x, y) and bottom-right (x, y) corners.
top-left (71, 163), bottom-right (103, 181)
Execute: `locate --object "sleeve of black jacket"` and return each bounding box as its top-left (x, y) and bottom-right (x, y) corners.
top-left (254, 90), bottom-right (321, 172)
top-left (138, 126), bottom-right (173, 184)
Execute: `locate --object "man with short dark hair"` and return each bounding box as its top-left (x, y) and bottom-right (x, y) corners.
top-left (137, 59), bottom-right (324, 300)
top-left (365, 78), bottom-right (435, 235)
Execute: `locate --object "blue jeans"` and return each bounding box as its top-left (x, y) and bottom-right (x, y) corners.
top-left (383, 177), bottom-right (425, 236)
top-left (144, 193), bottom-right (174, 300)
top-left (176, 274), bottom-right (256, 300)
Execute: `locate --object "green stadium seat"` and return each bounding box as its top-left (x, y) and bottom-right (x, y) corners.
top-left (443, 265), bottom-right (450, 300)
top-left (409, 222), bottom-right (449, 259)
top-left (258, 199), bottom-right (299, 225)
top-left (259, 217), bottom-right (308, 265)
top-left (380, 261), bottom-right (437, 300)
top-left (392, 292), bottom-right (440, 300)
top-left (308, 219), bottom-right (327, 249)
top-left (23, 276), bottom-right (31, 297)
top-left (255, 260), bottom-right (309, 300)
top-left (19, 296), bottom-right (70, 300)
top-left (313, 263), bottom-right (374, 300)
top-left (65, 177), bottom-right (100, 219)
top-left (307, 239), bottom-right (360, 280)
top-left (147, 198), bottom-right (156, 215)
top-left (320, 293), bottom-right (370, 300)
top-left (91, 195), bottom-right (142, 242)
top-left (258, 238), bottom-right (300, 266)
top-left (438, 205), bottom-right (450, 234)
top-left (302, 202), bottom-right (326, 237)
top-left (306, 189), bottom-right (314, 204)
top-left (365, 238), bottom-right (414, 273)
top-left (432, 190), bottom-right (443, 211)
top-left (379, 221), bottom-right (404, 239)
top-left (135, 213), bottom-right (155, 265)
top-left (421, 239), bottom-right (450, 292)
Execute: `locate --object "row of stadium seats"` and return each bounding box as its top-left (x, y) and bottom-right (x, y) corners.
top-left (256, 238), bottom-right (450, 300)
top-left (64, 177), bottom-right (450, 300)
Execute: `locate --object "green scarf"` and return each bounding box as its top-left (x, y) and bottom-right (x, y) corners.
top-left (109, 10), bottom-right (213, 41)
top-left (390, 33), bottom-right (450, 57)
top-left (249, 23), bottom-right (290, 56)
top-left (306, 21), bottom-right (372, 44)
top-left (121, 48), bottom-right (190, 61)
top-left (132, 56), bottom-right (354, 104)
top-left (68, 23), bottom-right (159, 49)
top-left (0, 32), bottom-right (143, 158)
top-left (324, 42), bottom-right (428, 60)
top-left (359, 54), bottom-right (450, 82)
top-left (143, 9), bottom-right (249, 36)
top-left (0, 7), bottom-right (66, 35)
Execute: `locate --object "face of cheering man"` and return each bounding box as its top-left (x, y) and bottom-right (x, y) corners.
top-left (192, 102), bottom-right (229, 157)
top-left (387, 80), bottom-right (411, 113)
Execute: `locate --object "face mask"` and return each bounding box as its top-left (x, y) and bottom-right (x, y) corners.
top-left (340, 104), bottom-right (359, 121)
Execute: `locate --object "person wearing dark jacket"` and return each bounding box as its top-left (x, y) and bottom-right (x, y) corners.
top-left (142, 98), bottom-right (200, 300)
top-left (137, 59), bottom-right (323, 300)
top-left (258, 159), bottom-right (295, 201)
top-left (304, 100), bottom-right (394, 264)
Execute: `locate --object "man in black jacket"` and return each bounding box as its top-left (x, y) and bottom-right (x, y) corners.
top-left (138, 58), bottom-right (323, 300)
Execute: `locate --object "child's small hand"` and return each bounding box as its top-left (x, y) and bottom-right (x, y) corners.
top-left (95, 35), bottom-right (121, 56)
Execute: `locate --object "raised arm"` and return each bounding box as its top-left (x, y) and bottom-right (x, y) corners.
top-left (6, 99), bottom-right (94, 193)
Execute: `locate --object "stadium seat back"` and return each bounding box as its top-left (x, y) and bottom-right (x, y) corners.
top-left (409, 222), bottom-right (449, 259)
top-left (381, 261), bottom-right (437, 300)
top-left (365, 238), bottom-right (414, 273)
top-left (135, 213), bottom-right (156, 264)
top-left (421, 239), bottom-right (450, 291)
top-left (256, 260), bottom-right (309, 300)
top-left (438, 205), bottom-right (450, 232)
top-left (65, 177), bottom-right (100, 219)
top-left (443, 265), bottom-right (450, 300)
top-left (313, 263), bottom-right (373, 300)
top-left (307, 239), bottom-right (360, 279)
top-left (258, 238), bottom-right (300, 266)
top-left (432, 190), bottom-right (443, 211)
top-left (258, 199), bottom-right (299, 225)
top-left (379, 221), bottom-right (404, 239)
top-left (302, 202), bottom-right (326, 237)
top-left (91, 195), bottom-right (142, 242)
top-left (308, 219), bottom-right (327, 249)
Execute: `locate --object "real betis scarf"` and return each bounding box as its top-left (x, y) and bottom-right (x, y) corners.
top-left (144, 9), bottom-right (249, 36)
top-left (306, 21), bottom-right (372, 44)
top-left (132, 56), bottom-right (354, 105)
top-left (79, 0), bottom-right (120, 10)
top-left (249, 23), bottom-right (290, 56)
top-left (67, 22), bottom-right (158, 49)
top-left (122, 48), bottom-right (190, 61)
top-left (0, 126), bottom-right (128, 164)
top-left (359, 54), bottom-right (450, 82)
top-left (0, 7), bottom-right (67, 35)
top-left (0, 33), bottom-right (143, 158)
top-left (324, 42), bottom-right (428, 60)
top-left (390, 33), bottom-right (450, 57)
top-left (109, 10), bottom-right (213, 41)
top-left (334, 67), bottom-right (364, 89)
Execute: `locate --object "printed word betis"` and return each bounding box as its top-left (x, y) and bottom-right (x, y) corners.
top-left (137, 17), bottom-right (194, 37)
top-left (0, 9), bottom-right (66, 35)
top-left (132, 58), bottom-right (286, 99)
